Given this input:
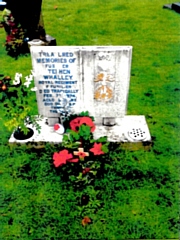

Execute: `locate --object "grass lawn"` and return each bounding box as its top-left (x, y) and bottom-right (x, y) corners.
top-left (0, 0), bottom-right (179, 239)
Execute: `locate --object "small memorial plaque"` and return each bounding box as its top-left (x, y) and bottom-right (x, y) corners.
top-left (30, 46), bottom-right (83, 117)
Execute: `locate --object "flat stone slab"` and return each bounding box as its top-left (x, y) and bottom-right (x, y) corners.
top-left (9, 117), bottom-right (63, 144)
top-left (9, 115), bottom-right (151, 144)
top-left (93, 115), bottom-right (151, 142)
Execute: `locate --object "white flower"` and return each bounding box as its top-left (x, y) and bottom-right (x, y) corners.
top-left (24, 81), bottom-right (31, 88)
top-left (25, 74), bottom-right (33, 82)
top-left (24, 73), bottom-right (34, 88)
top-left (15, 73), bottom-right (22, 79)
top-left (13, 72), bottom-right (22, 85)
top-left (31, 87), bottom-right (38, 91)
top-left (13, 78), bottom-right (21, 85)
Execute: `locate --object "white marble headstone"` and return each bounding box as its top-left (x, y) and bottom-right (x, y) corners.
top-left (30, 46), bottom-right (132, 120)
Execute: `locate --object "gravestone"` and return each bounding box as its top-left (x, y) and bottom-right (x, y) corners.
top-left (5, 0), bottom-right (46, 40)
top-left (3, 0), bottom-right (56, 51)
top-left (30, 46), bottom-right (132, 122)
top-left (9, 46), bottom-right (151, 145)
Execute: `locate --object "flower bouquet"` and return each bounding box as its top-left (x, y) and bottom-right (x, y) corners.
top-left (52, 111), bottom-right (110, 187)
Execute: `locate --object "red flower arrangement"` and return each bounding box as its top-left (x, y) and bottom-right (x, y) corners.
top-left (51, 112), bottom-right (109, 227)
top-left (52, 112), bottom-right (109, 188)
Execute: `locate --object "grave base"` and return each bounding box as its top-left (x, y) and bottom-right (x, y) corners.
top-left (93, 115), bottom-right (151, 142)
top-left (9, 115), bottom-right (151, 149)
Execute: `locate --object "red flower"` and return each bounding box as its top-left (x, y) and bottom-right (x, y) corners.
top-left (82, 168), bottom-right (91, 174)
top-left (90, 143), bottom-right (104, 155)
top-left (54, 124), bottom-right (60, 131)
top-left (70, 117), bottom-right (95, 132)
top-left (78, 152), bottom-right (87, 158)
top-left (53, 149), bottom-right (78, 167)
top-left (67, 158), bottom-right (79, 163)
top-left (8, 21), bottom-right (15, 27)
top-left (70, 117), bottom-right (81, 132)
top-left (11, 29), bottom-right (18, 35)
top-left (82, 216), bottom-right (91, 226)
top-left (80, 117), bottom-right (95, 132)
top-left (6, 35), bottom-right (14, 42)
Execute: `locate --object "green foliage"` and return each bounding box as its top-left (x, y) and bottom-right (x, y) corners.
top-left (0, 73), bottom-right (41, 134)
top-left (79, 124), bottom-right (91, 140)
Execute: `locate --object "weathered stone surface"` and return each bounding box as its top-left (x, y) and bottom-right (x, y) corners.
top-left (93, 115), bottom-right (151, 142)
top-left (82, 46), bottom-right (132, 118)
top-left (31, 46), bottom-right (132, 120)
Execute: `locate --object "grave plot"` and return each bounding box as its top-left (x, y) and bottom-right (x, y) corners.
top-left (9, 46), bottom-right (151, 145)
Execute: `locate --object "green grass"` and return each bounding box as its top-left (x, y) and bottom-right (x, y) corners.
top-left (0, 0), bottom-right (180, 239)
